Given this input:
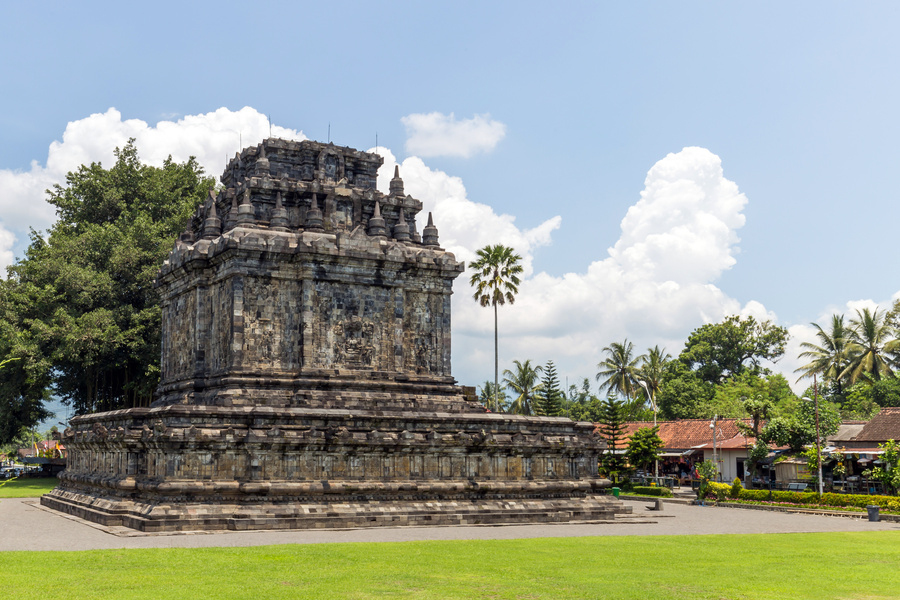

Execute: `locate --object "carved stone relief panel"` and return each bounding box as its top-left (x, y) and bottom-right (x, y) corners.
top-left (207, 279), bottom-right (233, 375)
top-left (403, 291), bottom-right (443, 375)
top-left (309, 281), bottom-right (395, 370)
top-left (241, 277), bottom-right (301, 371)
top-left (162, 292), bottom-right (195, 381)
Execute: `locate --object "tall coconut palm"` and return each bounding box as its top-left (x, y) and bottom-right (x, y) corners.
top-left (841, 307), bottom-right (900, 384)
top-left (794, 314), bottom-right (851, 392)
top-left (596, 340), bottom-right (645, 403)
top-left (637, 345), bottom-right (671, 415)
top-left (502, 359), bottom-right (543, 415)
top-left (469, 245), bottom-right (523, 410)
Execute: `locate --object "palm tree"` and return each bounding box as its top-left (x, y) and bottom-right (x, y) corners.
top-left (636, 345), bottom-right (671, 418)
top-left (794, 314), bottom-right (851, 392)
top-left (596, 340), bottom-right (645, 403)
top-left (478, 380), bottom-right (508, 412)
top-left (502, 359), bottom-right (543, 415)
top-left (469, 245), bottom-right (523, 410)
top-left (841, 307), bottom-right (900, 384)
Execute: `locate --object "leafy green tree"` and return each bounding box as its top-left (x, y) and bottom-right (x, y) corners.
top-left (502, 359), bottom-right (542, 415)
top-left (478, 380), bottom-right (508, 412)
top-left (862, 439), bottom-right (900, 495)
top-left (680, 315), bottom-right (789, 384)
top-left (712, 372), bottom-right (795, 420)
top-left (469, 245), bottom-right (523, 411)
top-left (841, 307), bottom-right (899, 384)
top-left (625, 426), bottom-right (663, 473)
top-left (795, 314), bottom-right (851, 393)
top-left (566, 378), bottom-right (603, 422)
top-left (760, 395), bottom-right (841, 452)
top-left (657, 361), bottom-right (716, 419)
top-left (0, 141), bottom-right (211, 435)
top-left (597, 397), bottom-right (628, 483)
top-left (869, 376), bottom-right (900, 407)
top-left (535, 360), bottom-right (564, 417)
top-left (745, 438), bottom-right (770, 482)
top-left (841, 380), bottom-right (883, 419)
top-left (568, 397), bottom-right (605, 423)
top-left (696, 459), bottom-right (718, 499)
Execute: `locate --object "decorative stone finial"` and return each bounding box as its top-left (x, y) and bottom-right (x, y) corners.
top-left (236, 188), bottom-right (256, 226)
top-left (367, 200), bottom-right (387, 237)
top-left (255, 144), bottom-right (270, 176)
top-left (305, 194), bottom-right (324, 232)
top-left (422, 212), bottom-right (440, 247)
top-left (270, 192), bottom-right (289, 231)
top-left (179, 223), bottom-right (195, 244)
top-left (389, 165), bottom-right (404, 197)
top-left (224, 188), bottom-right (238, 230)
top-left (202, 191), bottom-right (221, 240)
top-left (393, 209), bottom-right (410, 242)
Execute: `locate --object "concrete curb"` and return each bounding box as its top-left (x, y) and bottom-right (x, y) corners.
top-left (713, 501), bottom-right (900, 522)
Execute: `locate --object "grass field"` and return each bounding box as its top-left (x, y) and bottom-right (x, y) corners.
top-left (0, 532), bottom-right (898, 599)
top-left (0, 476), bottom-right (57, 498)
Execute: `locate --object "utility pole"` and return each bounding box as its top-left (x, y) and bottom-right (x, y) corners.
top-left (639, 380), bottom-right (659, 479)
top-left (711, 415), bottom-right (719, 482)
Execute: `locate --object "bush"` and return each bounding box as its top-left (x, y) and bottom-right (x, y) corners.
top-left (730, 478), bottom-right (743, 498)
top-left (632, 486), bottom-right (673, 498)
top-left (711, 487), bottom-right (900, 512)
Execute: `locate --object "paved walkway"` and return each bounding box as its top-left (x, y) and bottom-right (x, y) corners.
top-left (1, 498), bottom-right (896, 551)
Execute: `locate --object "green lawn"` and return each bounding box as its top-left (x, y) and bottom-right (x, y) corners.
top-left (0, 476), bottom-right (57, 498)
top-left (1, 532), bottom-right (897, 599)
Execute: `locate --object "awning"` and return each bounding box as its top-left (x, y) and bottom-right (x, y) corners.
top-left (659, 452), bottom-right (683, 458)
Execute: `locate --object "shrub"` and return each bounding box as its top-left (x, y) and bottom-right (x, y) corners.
top-left (727, 489), bottom-right (900, 512)
top-left (632, 486), bottom-right (673, 498)
top-left (730, 478), bottom-right (743, 498)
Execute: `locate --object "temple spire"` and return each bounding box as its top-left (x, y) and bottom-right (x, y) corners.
top-left (367, 200), bottom-right (387, 237)
top-left (305, 194), bottom-right (324, 232)
top-left (392, 208), bottom-right (410, 242)
top-left (270, 191), bottom-right (289, 231)
top-left (422, 211), bottom-right (440, 247)
top-left (389, 165), bottom-right (404, 197)
top-left (255, 144), bottom-right (270, 176)
top-left (236, 187), bottom-right (256, 227)
top-left (201, 190), bottom-right (221, 240)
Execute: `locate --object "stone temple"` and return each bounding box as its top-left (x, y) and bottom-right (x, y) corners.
top-left (42, 139), bottom-right (628, 531)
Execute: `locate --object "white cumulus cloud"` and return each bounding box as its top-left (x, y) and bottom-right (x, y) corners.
top-left (0, 107), bottom-right (304, 273)
top-left (448, 147), bottom-right (775, 388)
top-left (372, 148), bottom-right (560, 277)
top-left (402, 112), bottom-right (506, 158)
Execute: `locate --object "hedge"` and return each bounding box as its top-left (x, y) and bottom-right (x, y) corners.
top-left (631, 486), bottom-right (673, 498)
top-left (704, 481), bottom-right (900, 511)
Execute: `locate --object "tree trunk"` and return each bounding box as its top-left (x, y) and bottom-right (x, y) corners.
top-left (494, 301), bottom-right (499, 412)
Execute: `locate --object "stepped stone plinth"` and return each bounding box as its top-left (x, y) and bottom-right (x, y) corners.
top-left (42, 139), bottom-right (628, 531)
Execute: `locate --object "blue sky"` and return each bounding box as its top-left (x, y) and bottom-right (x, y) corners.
top-left (2, 2), bottom-right (899, 414)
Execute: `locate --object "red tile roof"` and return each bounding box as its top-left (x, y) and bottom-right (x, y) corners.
top-left (852, 407), bottom-right (900, 443)
top-left (616, 419), bottom-right (751, 450)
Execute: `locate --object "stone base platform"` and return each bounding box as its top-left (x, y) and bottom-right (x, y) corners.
top-left (42, 487), bottom-right (628, 533)
top-left (43, 404), bottom-right (630, 532)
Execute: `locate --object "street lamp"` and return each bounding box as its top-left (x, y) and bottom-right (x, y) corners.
top-left (638, 380), bottom-right (659, 479)
top-left (710, 415), bottom-right (719, 482)
top-left (802, 395), bottom-right (824, 497)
